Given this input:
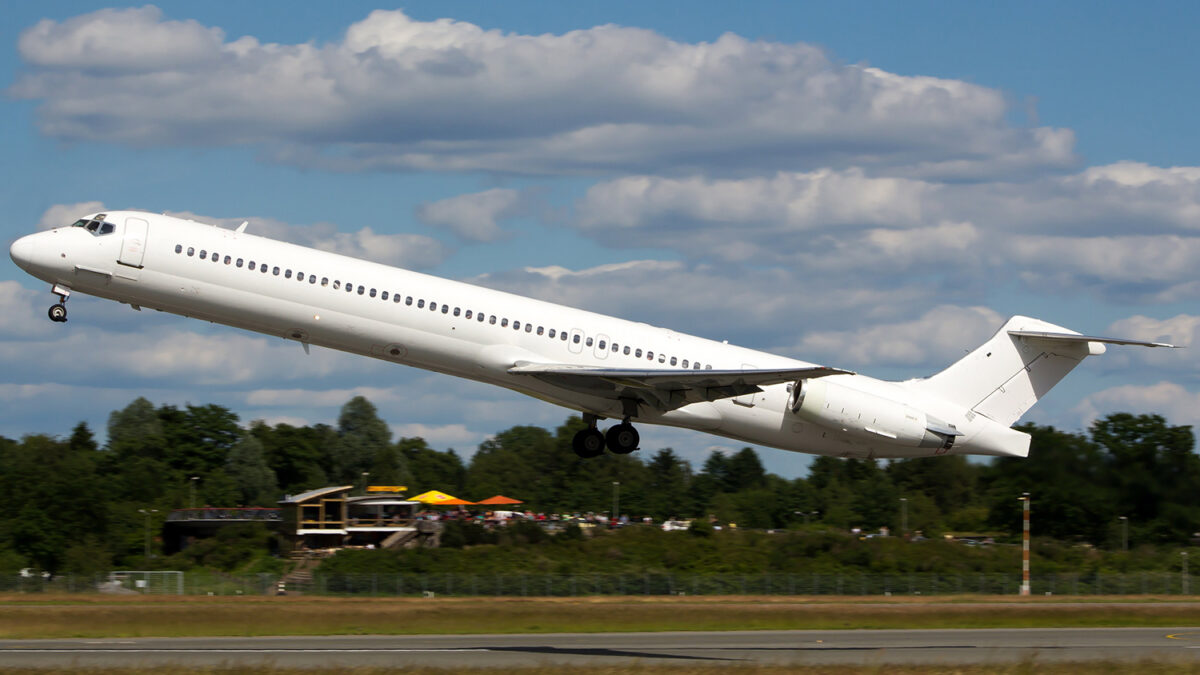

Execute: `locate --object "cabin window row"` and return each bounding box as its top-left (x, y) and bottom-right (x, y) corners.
top-left (173, 243), bottom-right (712, 370)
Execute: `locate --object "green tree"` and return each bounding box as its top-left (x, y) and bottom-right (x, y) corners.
top-left (400, 438), bottom-right (466, 493)
top-left (330, 397), bottom-right (396, 483)
top-left (225, 435), bottom-right (279, 506)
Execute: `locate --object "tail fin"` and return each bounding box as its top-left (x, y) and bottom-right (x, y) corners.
top-left (911, 316), bottom-right (1172, 426)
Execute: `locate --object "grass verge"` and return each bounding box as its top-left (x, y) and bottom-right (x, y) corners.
top-left (1, 595), bottom-right (1199, 639)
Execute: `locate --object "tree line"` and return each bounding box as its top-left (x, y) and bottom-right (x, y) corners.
top-left (0, 394), bottom-right (1196, 575)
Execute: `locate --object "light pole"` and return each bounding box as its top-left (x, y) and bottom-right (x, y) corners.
top-left (138, 508), bottom-right (158, 558)
top-left (1019, 493), bottom-right (1031, 596)
top-left (612, 481), bottom-right (620, 524)
top-left (900, 498), bottom-right (908, 537)
top-left (188, 476), bottom-right (199, 511)
top-left (1119, 516), bottom-right (1128, 552)
top-left (1184, 552), bottom-right (1190, 595)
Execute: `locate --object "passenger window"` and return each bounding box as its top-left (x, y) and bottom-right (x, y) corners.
top-left (224, 256), bottom-right (232, 265)
top-left (705, 365), bottom-right (712, 370)
top-left (297, 272), bottom-right (304, 281)
top-left (489, 315), bottom-right (496, 325)
top-left (175, 244), bottom-right (183, 254)
top-left (501, 318), bottom-right (509, 327)
top-left (598, 340), bottom-right (606, 350)
top-left (658, 354), bottom-right (665, 363)
top-left (636, 349), bottom-right (643, 357)
top-left (248, 261), bottom-right (255, 270)
top-left (381, 291), bottom-right (388, 300)
top-left (393, 294), bottom-right (401, 303)
top-left (442, 305), bottom-right (449, 314)
top-left (693, 362), bottom-right (701, 370)
top-left (237, 258), bottom-right (244, 268)
top-left (537, 326), bottom-right (544, 336)
top-left (573, 335), bottom-right (581, 344)
top-left (418, 300), bottom-right (425, 308)
top-left (333, 280), bottom-right (341, 290)
top-left (429, 302), bottom-right (437, 311)
top-left (357, 286), bottom-right (364, 295)
top-left (611, 343), bottom-right (618, 352)
top-left (369, 288), bottom-right (376, 298)
top-left (453, 307), bottom-right (460, 316)
top-left (682, 360), bottom-right (689, 368)
top-left (187, 247), bottom-right (195, 257)
top-left (200, 250), bottom-right (207, 259)
top-left (346, 284), bottom-right (353, 293)
top-left (212, 254), bottom-right (219, 263)
top-left (406, 296), bottom-right (413, 306)
top-left (561, 332), bottom-right (568, 341)
top-left (548, 328), bottom-right (556, 338)
top-left (285, 269), bottom-right (292, 279)
top-left (465, 310), bottom-right (472, 319)
top-left (513, 321), bottom-right (520, 330)
top-left (309, 276), bottom-right (317, 284)
top-left (647, 351), bottom-right (654, 360)
top-left (322, 277), bottom-right (329, 287)
top-left (525, 323), bottom-right (532, 332)
top-left (670, 357), bottom-right (677, 366)
top-left (586, 337), bottom-right (594, 347)
top-left (624, 346), bottom-right (630, 355)
top-left (262, 265), bottom-right (269, 274)
top-left (273, 267), bottom-right (280, 276)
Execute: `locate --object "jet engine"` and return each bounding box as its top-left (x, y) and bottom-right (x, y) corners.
top-left (789, 379), bottom-right (958, 450)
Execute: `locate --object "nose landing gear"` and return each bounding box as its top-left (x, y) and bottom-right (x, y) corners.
top-left (47, 284), bottom-right (70, 323)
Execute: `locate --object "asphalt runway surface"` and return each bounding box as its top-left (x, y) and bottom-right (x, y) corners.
top-left (2, 628), bottom-right (1199, 668)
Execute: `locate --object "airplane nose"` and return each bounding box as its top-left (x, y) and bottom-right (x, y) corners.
top-left (9, 235), bottom-right (35, 271)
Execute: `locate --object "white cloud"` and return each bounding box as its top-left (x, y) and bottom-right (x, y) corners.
top-left (11, 8), bottom-right (1072, 176)
top-left (37, 201), bottom-right (106, 230)
top-left (790, 305), bottom-right (1005, 371)
top-left (391, 422), bottom-right (480, 448)
top-left (0, 282), bottom-right (56, 338)
top-left (415, 188), bottom-right (523, 242)
top-left (1074, 382), bottom-right (1200, 430)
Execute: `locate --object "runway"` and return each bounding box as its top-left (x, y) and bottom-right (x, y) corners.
top-left (2, 628), bottom-right (1199, 668)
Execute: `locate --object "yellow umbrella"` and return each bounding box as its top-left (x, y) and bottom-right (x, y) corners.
top-left (410, 490), bottom-right (470, 505)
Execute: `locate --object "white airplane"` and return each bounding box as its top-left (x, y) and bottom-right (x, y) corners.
top-left (9, 211), bottom-right (1175, 460)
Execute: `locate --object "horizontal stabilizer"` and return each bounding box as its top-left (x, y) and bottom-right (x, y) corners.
top-left (1008, 330), bottom-right (1177, 349)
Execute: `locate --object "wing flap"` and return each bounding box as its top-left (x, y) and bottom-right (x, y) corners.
top-left (508, 363), bottom-right (853, 413)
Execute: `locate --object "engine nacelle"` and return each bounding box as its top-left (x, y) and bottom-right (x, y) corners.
top-left (790, 379), bottom-right (956, 450)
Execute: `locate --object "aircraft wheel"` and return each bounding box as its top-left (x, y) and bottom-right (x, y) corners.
top-left (48, 304), bottom-right (67, 323)
top-left (606, 423), bottom-right (639, 455)
top-left (572, 427), bottom-right (606, 459)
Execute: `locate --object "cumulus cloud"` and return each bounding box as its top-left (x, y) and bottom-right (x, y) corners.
top-left (1074, 382), bottom-right (1200, 430)
top-left (11, 7), bottom-right (1072, 176)
top-left (789, 305), bottom-right (1005, 371)
top-left (415, 188), bottom-right (523, 241)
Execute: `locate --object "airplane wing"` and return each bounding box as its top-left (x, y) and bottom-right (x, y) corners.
top-left (1008, 330), bottom-right (1177, 348)
top-left (508, 362), bottom-right (853, 413)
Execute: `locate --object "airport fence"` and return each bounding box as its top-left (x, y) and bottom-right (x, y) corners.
top-left (2, 571), bottom-right (1197, 597)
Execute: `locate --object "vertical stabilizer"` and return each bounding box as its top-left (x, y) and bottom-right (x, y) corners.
top-left (911, 316), bottom-right (1096, 426)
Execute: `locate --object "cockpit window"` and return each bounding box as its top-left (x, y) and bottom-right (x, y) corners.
top-left (72, 214), bottom-right (116, 236)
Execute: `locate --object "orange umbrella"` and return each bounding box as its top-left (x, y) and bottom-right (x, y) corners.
top-left (476, 495), bottom-right (523, 505)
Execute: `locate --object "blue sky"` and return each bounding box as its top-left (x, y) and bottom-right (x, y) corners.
top-left (2, 2), bottom-right (1198, 479)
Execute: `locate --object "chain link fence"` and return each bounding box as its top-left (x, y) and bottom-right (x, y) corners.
top-left (2, 571), bottom-right (1196, 596)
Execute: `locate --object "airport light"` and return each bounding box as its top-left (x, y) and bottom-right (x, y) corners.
top-left (138, 508), bottom-right (158, 559)
top-left (794, 510), bottom-right (819, 525)
top-left (1022, 487), bottom-right (1032, 593)
top-left (612, 481), bottom-right (620, 524)
top-left (1119, 516), bottom-right (1128, 552)
top-left (900, 497), bottom-right (908, 537)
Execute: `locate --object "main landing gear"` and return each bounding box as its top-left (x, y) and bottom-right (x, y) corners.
top-left (572, 414), bottom-right (641, 459)
top-left (47, 285), bottom-right (70, 323)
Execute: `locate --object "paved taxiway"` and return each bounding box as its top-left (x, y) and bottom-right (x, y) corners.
top-left (2, 628), bottom-right (1199, 668)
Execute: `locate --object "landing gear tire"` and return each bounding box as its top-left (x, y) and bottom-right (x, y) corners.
top-left (47, 304), bottom-right (67, 323)
top-left (572, 427), bottom-right (606, 459)
top-left (606, 423), bottom-right (639, 455)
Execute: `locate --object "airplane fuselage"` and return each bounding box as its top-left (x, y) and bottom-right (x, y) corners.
top-left (11, 210), bottom-right (1089, 460)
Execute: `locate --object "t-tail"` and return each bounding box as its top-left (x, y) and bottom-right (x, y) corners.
top-left (907, 316), bottom-right (1175, 456)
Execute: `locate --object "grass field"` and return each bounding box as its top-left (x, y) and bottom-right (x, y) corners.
top-left (1, 594), bottom-right (1199, 639)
